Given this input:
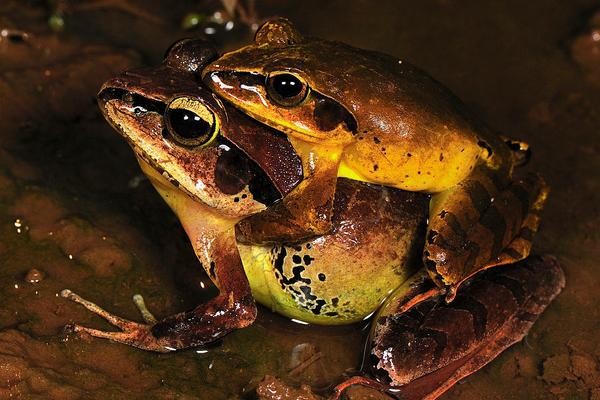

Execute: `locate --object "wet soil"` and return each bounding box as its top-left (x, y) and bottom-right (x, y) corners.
top-left (0, 1), bottom-right (599, 399)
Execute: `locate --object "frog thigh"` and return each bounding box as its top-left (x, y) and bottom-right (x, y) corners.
top-left (424, 167), bottom-right (549, 292)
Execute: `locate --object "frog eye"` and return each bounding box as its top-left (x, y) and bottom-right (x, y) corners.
top-left (266, 72), bottom-right (309, 107)
top-left (165, 97), bottom-right (219, 147)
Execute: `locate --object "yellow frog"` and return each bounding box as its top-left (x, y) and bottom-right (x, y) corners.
top-left (203, 18), bottom-right (549, 297)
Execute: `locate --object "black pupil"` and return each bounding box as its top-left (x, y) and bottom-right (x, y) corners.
top-left (272, 74), bottom-right (303, 98)
top-left (169, 108), bottom-right (210, 140)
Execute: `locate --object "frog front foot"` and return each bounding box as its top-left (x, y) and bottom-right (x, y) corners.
top-left (235, 137), bottom-right (341, 244)
top-left (61, 289), bottom-right (256, 352)
top-left (235, 194), bottom-right (335, 244)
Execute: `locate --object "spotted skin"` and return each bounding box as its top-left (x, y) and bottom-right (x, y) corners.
top-left (270, 243), bottom-right (353, 319)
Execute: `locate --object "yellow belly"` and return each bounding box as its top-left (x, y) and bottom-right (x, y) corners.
top-left (237, 242), bottom-right (416, 325)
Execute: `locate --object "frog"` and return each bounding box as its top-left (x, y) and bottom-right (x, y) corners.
top-left (202, 18), bottom-right (550, 299)
top-left (60, 38), bottom-right (565, 400)
top-left (61, 37), bottom-right (302, 351)
top-left (61, 37), bottom-right (432, 348)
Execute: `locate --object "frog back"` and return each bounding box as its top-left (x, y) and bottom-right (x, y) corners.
top-left (288, 41), bottom-right (508, 191)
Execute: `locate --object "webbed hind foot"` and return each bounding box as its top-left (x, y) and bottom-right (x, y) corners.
top-left (353, 255), bottom-right (565, 400)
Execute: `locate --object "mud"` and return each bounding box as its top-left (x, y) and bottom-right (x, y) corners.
top-left (0, 1), bottom-right (599, 399)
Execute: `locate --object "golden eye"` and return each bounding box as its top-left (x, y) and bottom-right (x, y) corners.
top-left (266, 72), bottom-right (309, 107)
top-left (165, 97), bottom-right (219, 147)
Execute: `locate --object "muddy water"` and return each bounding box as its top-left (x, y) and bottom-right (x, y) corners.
top-left (0, 1), bottom-right (599, 399)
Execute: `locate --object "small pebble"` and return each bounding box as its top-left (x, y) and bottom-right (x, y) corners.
top-left (25, 268), bottom-right (45, 283)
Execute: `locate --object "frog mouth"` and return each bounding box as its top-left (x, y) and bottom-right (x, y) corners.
top-left (97, 89), bottom-right (193, 195)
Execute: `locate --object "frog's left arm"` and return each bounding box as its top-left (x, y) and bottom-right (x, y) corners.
top-left (424, 160), bottom-right (549, 297)
top-left (149, 230), bottom-right (256, 348)
top-left (63, 221), bottom-right (257, 352)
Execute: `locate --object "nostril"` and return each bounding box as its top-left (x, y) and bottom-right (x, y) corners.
top-left (97, 88), bottom-right (166, 115)
top-left (97, 88), bottom-right (123, 104)
top-left (122, 92), bottom-right (134, 104)
top-left (0, 29), bottom-right (29, 44)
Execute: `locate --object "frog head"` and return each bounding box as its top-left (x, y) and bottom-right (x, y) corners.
top-left (202, 18), bottom-right (365, 146)
top-left (203, 19), bottom-right (496, 196)
top-left (98, 38), bottom-right (302, 219)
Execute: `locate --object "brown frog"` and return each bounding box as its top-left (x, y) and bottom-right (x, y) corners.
top-left (60, 39), bottom-right (565, 400)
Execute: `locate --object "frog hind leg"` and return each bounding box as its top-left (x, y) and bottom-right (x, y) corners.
top-left (424, 168), bottom-right (549, 295)
top-left (351, 255), bottom-right (564, 400)
top-left (484, 184), bottom-right (547, 269)
top-left (62, 231), bottom-right (257, 352)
